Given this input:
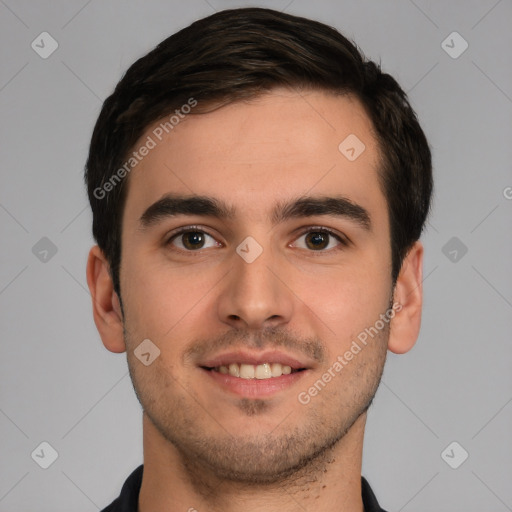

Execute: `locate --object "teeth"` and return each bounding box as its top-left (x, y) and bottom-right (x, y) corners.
top-left (255, 363), bottom-right (272, 379)
top-left (228, 363), bottom-right (240, 377)
top-left (215, 363), bottom-right (295, 379)
top-left (239, 364), bottom-right (255, 379)
top-left (270, 363), bottom-right (282, 377)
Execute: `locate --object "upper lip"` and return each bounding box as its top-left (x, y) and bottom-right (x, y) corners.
top-left (199, 350), bottom-right (313, 370)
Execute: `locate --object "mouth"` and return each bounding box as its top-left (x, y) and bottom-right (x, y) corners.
top-left (198, 351), bottom-right (311, 398)
top-left (202, 362), bottom-right (306, 380)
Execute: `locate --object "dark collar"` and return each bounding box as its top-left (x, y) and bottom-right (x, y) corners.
top-left (101, 465), bottom-right (388, 512)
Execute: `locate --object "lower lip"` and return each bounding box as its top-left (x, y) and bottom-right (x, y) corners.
top-left (202, 368), bottom-right (309, 398)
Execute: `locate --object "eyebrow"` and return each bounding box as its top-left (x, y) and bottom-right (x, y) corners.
top-left (138, 193), bottom-right (371, 231)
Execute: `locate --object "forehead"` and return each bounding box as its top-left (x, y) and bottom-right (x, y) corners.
top-left (121, 88), bottom-right (386, 229)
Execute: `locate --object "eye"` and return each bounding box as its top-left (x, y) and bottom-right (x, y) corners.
top-left (292, 227), bottom-right (347, 252)
top-left (166, 227), bottom-right (221, 251)
top-left (165, 226), bottom-right (347, 253)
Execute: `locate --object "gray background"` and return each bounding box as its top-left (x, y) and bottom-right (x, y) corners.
top-left (1, 0), bottom-right (511, 510)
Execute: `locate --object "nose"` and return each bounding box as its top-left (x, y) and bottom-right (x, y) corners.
top-left (216, 240), bottom-right (294, 331)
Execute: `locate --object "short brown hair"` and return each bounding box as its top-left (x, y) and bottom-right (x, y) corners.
top-left (85, 7), bottom-right (432, 296)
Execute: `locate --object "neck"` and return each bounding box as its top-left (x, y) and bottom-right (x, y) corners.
top-left (139, 413), bottom-right (367, 512)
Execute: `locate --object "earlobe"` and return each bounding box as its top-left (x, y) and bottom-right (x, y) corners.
top-left (86, 245), bottom-right (126, 353)
top-left (387, 241), bottom-right (424, 354)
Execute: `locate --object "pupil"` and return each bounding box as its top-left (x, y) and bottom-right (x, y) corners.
top-left (307, 232), bottom-right (327, 250)
top-left (184, 232), bottom-right (204, 249)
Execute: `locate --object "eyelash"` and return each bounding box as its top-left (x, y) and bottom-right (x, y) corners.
top-left (165, 225), bottom-right (349, 254)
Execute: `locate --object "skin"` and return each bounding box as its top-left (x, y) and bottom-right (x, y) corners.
top-left (87, 88), bottom-right (423, 512)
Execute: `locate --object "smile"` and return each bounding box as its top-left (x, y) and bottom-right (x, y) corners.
top-left (199, 350), bottom-right (311, 396)
top-left (210, 362), bottom-right (303, 379)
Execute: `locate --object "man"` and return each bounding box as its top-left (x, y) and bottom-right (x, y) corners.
top-left (85, 7), bottom-right (432, 512)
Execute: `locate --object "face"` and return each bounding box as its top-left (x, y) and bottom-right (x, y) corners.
top-left (118, 89), bottom-right (394, 483)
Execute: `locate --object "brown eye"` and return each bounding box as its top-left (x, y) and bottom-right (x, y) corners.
top-left (167, 229), bottom-right (219, 251)
top-left (304, 232), bottom-right (330, 250)
top-left (293, 228), bottom-right (346, 252)
top-left (181, 231), bottom-right (206, 250)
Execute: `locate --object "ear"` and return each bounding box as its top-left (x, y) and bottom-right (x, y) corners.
top-left (388, 241), bottom-right (424, 354)
top-left (86, 245), bottom-right (126, 353)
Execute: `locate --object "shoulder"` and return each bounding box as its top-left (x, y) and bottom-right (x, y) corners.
top-left (100, 465), bottom-right (144, 512)
top-left (361, 476), bottom-right (389, 512)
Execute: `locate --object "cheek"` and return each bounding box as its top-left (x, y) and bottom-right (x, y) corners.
top-left (120, 254), bottom-right (222, 338)
top-left (290, 260), bottom-right (391, 355)
top-left (295, 258), bottom-right (390, 316)
top-left (120, 230), bottom-right (392, 343)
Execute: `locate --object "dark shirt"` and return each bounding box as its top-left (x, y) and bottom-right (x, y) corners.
top-left (101, 465), bottom-right (388, 512)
